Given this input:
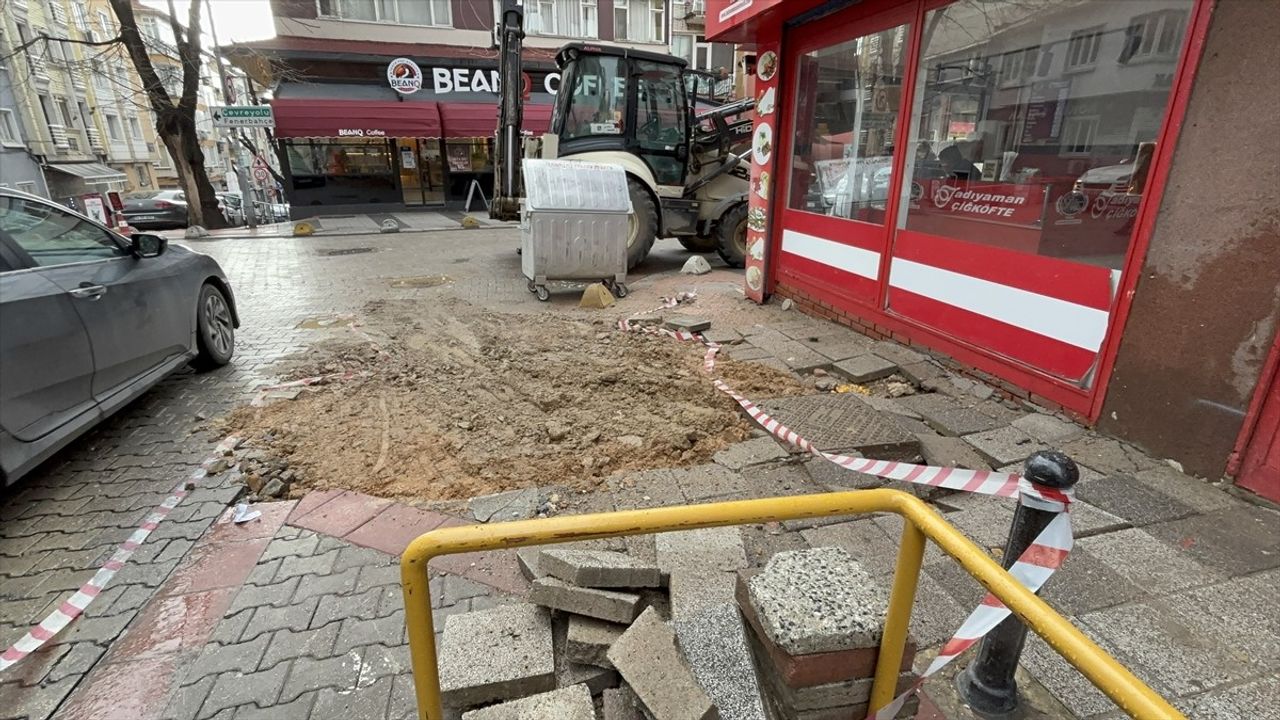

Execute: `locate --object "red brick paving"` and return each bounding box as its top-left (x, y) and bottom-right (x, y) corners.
top-left (56, 502), bottom-right (295, 720)
top-left (286, 488), bottom-right (344, 523)
top-left (289, 490), bottom-right (392, 537)
top-left (343, 503), bottom-right (457, 556)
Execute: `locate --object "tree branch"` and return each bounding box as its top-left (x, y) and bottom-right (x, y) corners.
top-left (108, 0), bottom-right (177, 114)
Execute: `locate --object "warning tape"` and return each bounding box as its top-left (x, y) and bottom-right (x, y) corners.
top-left (617, 314), bottom-right (1074, 718)
top-left (0, 435), bottom-right (242, 672)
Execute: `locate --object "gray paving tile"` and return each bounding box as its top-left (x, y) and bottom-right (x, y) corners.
top-left (1077, 528), bottom-right (1225, 596)
top-left (1145, 506), bottom-right (1280, 576)
top-left (1075, 475), bottom-right (1197, 527)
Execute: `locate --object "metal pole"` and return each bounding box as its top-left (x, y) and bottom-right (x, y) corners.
top-left (956, 450), bottom-right (1080, 717)
top-left (204, 2), bottom-right (255, 229)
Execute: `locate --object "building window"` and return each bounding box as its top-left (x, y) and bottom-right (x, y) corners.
top-left (999, 46), bottom-right (1039, 87)
top-left (672, 33), bottom-right (693, 63)
top-left (128, 116), bottom-right (143, 139)
top-left (154, 145), bottom-right (173, 169)
top-left (614, 0), bottom-right (663, 43)
top-left (1065, 26), bottom-right (1104, 70)
top-left (0, 108), bottom-right (23, 146)
top-left (106, 114), bottom-right (122, 141)
top-left (317, 0), bottom-right (451, 26)
top-left (581, 0), bottom-right (598, 38)
top-left (1061, 116), bottom-right (1099, 155)
top-left (526, 0), bottom-right (599, 38)
top-left (1124, 9), bottom-right (1187, 62)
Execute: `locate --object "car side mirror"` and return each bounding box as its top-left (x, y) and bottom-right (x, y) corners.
top-left (131, 233), bottom-right (167, 258)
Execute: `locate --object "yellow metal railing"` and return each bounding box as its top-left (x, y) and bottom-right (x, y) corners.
top-left (400, 488), bottom-right (1184, 720)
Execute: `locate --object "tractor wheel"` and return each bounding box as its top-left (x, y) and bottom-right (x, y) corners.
top-left (625, 178), bottom-right (658, 270)
top-left (716, 204), bottom-right (749, 268)
top-left (678, 235), bottom-right (718, 253)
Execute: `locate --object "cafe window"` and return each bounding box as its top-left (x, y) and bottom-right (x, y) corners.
top-left (897, 0), bottom-right (1194, 270)
top-left (287, 138), bottom-right (394, 178)
top-left (445, 139), bottom-right (493, 173)
top-left (787, 26), bottom-right (909, 225)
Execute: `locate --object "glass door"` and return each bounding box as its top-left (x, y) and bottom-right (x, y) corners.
top-left (775, 5), bottom-right (914, 307)
top-left (399, 139), bottom-right (424, 206)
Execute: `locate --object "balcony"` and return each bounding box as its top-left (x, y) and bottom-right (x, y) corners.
top-left (87, 127), bottom-right (106, 152)
top-left (49, 1), bottom-right (69, 26)
top-left (28, 56), bottom-right (50, 86)
top-left (48, 124), bottom-right (70, 149)
top-left (69, 68), bottom-right (87, 90)
top-left (683, 0), bottom-right (706, 26)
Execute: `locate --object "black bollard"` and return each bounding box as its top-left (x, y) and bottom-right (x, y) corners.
top-left (955, 450), bottom-right (1079, 717)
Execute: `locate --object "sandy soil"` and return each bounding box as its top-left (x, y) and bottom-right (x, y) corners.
top-left (225, 297), bottom-right (808, 501)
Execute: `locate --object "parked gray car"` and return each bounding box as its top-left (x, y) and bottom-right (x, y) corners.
top-left (0, 189), bottom-right (239, 486)
top-left (122, 189), bottom-right (189, 229)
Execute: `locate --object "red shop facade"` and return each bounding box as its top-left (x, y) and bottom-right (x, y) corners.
top-left (711, 0), bottom-right (1280, 495)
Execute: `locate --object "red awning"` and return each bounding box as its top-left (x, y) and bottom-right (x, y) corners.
top-left (271, 98), bottom-right (443, 139)
top-left (439, 102), bottom-right (553, 139)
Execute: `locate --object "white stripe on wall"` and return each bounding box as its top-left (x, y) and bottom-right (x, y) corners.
top-left (781, 229), bottom-right (881, 281)
top-left (888, 259), bottom-right (1110, 351)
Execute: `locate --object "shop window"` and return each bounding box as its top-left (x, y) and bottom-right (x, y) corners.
top-left (787, 26), bottom-right (909, 225)
top-left (897, 0), bottom-right (1194, 270)
top-left (286, 139), bottom-right (397, 205)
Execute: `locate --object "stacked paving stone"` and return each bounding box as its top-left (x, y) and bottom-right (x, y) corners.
top-left (439, 547), bottom-right (720, 718)
top-left (737, 548), bottom-right (920, 720)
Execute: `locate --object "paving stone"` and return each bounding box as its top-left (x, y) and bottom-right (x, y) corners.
top-left (747, 547), bottom-right (887, 655)
top-left (438, 603), bottom-right (555, 708)
top-left (470, 488), bottom-right (540, 523)
top-left (607, 607), bottom-right (716, 720)
top-left (1076, 475), bottom-right (1197, 527)
top-left (712, 436), bottom-right (790, 470)
top-left (914, 433), bottom-right (992, 471)
top-left (1010, 413), bottom-right (1086, 445)
top-left (516, 547), bottom-right (546, 581)
top-left (800, 458), bottom-right (883, 492)
top-left (675, 603), bottom-right (766, 720)
top-left (772, 340), bottom-right (833, 372)
top-left (656, 526), bottom-right (748, 593)
top-left (673, 463), bottom-right (742, 501)
top-left (273, 548), bottom-right (340, 582)
top-left (1080, 599), bottom-right (1255, 694)
top-left (540, 549), bottom-right (661, 589)
top-left (1175, 673), bottom-right (1280, 720)
top-left (1058, 434), bottom-right (1162, 476)
top-left (831, 354), bottom-right (898, 383)
top-left (529, 576), bottom-right (643, 624)
top-left (724, 345), bottom-right (774, 362)
top-left (166, 675), bottom-right (216, 720)
top-left (664, 315), bottom-right (712, 333)
top-left (200, 661), bottom-right (292, 719)
top-left (670, 567), bottom-right (738, 621)
top-left (240, 597), bottom-right (320, 642)
top-left (754, 393), bottom-right (919, 457)
top-left (1132, 466), bottom-right (1244, 512)
top-left (461, 684), bottom-right (595, 720)
top-left (233, 692), bottom-right (317, 720)
top-left (1162, 572), bottom-right (1280, 669)
top-left (799, 520), bottom-right (899, 578)
top-left (897, 394), bottom-right (1002, 437)
top-left (1077, 528), bottom-right (1225, 597)
top-left (1020, 624), bottom-right (1118, 718)
top-left (869, 341), bottom-right (928, 368)
top-left (566, 615), bottom-right (626, 669)
top-left (962, 426), bottom-right (1049, 467)
top-left (333, 608), bottom-right (407, 655)
top-left (278, 651), bottom-right (365, 703)
top-left (701, 328), bottom-right (742, 345)
top-left (190, 633), bottom-right (272, 678)
top-left (1036, 548), bottom-right (1146, 617)
top-left (1068, 500), bottom-right (1129, 538)
top-left (601, 686), bottom-right (643, 720)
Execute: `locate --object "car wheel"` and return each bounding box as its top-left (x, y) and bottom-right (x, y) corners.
top-left (192, 283), bottom-right (234, 370)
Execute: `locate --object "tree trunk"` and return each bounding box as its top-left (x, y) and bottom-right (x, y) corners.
top-left (157, 108), bottom-right (225, 229)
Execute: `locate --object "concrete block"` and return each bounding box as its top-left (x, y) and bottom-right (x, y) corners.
top-left (656, 527), bottom-right (748, 574)
top-left (665, 315), bottom-right (712, 333)
top-left (897, 394), bottom-right (1002, 436)
top-left (460, 685), bottom-right (595, 720)
top-left (540, 549), bottom-right (661, 588)
top-left (747, 548), bottom-right (887, 655)
top-left (439, 604), bottom-right (555, 708)
top-left (675, 603), bottom-right (766, 720)
top-left (831, 354), bottom-right (897, 383)
top-left (566, 615), bottom-right (626, 669)
top-left (712, 437), bottom-right (790, 470)
top-left (702, 328), bottom-right (742, 345)
top-left (470, 488), bottom-right (539, 522)
top-left (529, 576), bottom-right (643, 624)
top-left (607, 607), bottom-right (717, 720)
top-left (602, 686), bottom-right (644, 720)
top-left (962, 426), bottom-right (1048, 467)
top-left (669, 567), bottom-right (736, 621)
top-left (516, 547), bottom-right (545, 580)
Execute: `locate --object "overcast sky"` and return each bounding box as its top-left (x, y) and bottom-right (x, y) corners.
top-left (141, 0), bottom-right (277, 44)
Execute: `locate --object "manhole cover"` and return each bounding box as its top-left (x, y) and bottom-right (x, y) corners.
top-left (297, 313), bottom-right (358, 329)
top-left (755, 393), bottom-right (919, 459)
top-left (389, 275), bottom-right (452, 288)
top-left (318, 247), bottom-right (376, 256)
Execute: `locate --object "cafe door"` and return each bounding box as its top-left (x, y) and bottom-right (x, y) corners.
top-left (774, 3), bottom-right (915, 309)
top-left (398, 139), bottom-right (445, 207)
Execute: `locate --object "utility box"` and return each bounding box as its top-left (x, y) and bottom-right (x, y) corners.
top-left (521, 159), bottom-right (632, 301)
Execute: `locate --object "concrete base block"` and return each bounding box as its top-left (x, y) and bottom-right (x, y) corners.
top-left (460, 685), bottom-right (595, 720)
top-left (439, 604), bottom-right (555, 709)
top-left (607, 607), bottom-right (718, 720)
top-left (566, 615), bottom-right (626, 669)
top-left (541, 549), bottom-right (661, 588)
top-left (530, 576), bottom-right (644, 624)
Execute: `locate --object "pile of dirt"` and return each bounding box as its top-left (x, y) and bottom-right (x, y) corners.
top-left (224, 298), bottom-right (808, 501)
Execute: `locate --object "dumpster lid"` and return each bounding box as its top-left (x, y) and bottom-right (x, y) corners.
top-left (523, 159), bottom-right (632, 213)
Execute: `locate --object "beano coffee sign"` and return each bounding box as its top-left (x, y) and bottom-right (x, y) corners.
top-left (387, 58), bottom-right (423, 95)
top-left (427, 67), bottom-right (561, 95)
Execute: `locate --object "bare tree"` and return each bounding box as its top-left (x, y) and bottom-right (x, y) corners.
top-left (108, 0), bottom-right (226, 229)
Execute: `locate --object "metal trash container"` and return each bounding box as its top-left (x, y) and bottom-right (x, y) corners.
top-left (521, 159), bottom-right (632, 301)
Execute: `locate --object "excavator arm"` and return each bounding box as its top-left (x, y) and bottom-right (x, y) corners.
top-left (491, 0), bottom-right (525, 221)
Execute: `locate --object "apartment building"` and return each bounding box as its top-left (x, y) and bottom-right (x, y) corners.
top-left (230, 0), bottom-right (675, 214)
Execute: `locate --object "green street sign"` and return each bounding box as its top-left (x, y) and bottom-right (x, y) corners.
top-left (212, 105), bottom-right (275, 128)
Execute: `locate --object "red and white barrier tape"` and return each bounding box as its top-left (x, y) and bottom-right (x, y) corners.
top-left (0, 435), bottom-right (242, 672)
top-left (616, 315), bottom-right (1075, 717)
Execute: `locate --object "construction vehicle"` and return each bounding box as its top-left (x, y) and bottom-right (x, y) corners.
top-left (490, 1), bottom-right (753, 269)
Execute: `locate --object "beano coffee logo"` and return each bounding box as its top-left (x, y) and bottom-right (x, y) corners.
top-left (387, 58), bottom-right (422, 95)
